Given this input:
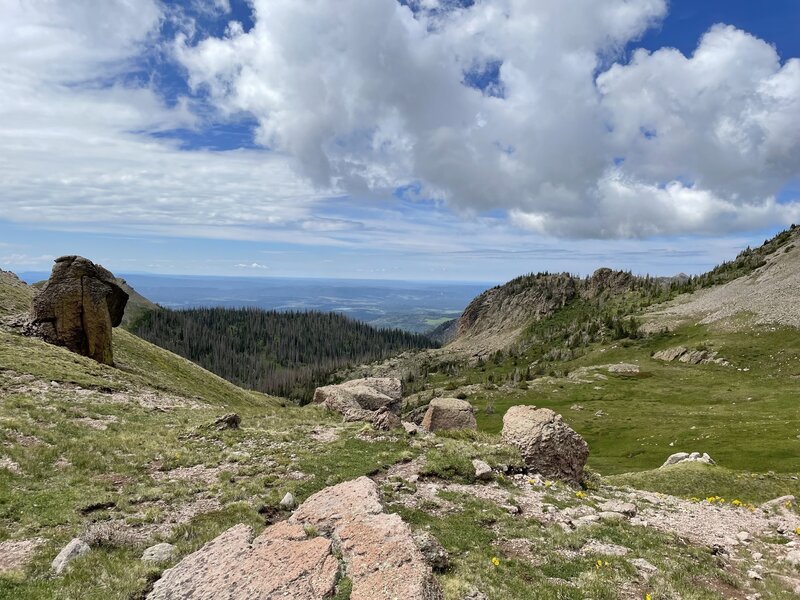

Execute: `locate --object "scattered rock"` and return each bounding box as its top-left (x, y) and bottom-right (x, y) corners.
top-left (736, 531), bottom-right (752, 543)
top-left (27, 256), bottom-right (128, 365)
top-left (142, 543), bottom-right (176, 563)
top-left (372, 406), bottom-right (402, 431)
top-left (413, 530), bottom-right (449, 572)
top-left (52, 538), bottom-right (90, 575)
top-left (463, 588), bottom-right (489, 600)
top-left (607, 363), bottom-right (639, 374)
top-left (472, 459), bottom-right (493, 481)
top-left (0, 457), bottom-right (21, 474)
top-left (748, 570), bottom-right (763, 581)
top-left (597, 500), bottom-right (637, 517)
top-left (660, 451), bottom-right (715, 468)
top-left (785, 550), bottom-right (800, 567)
top-left (594, 410), bottom-right (607, 418)
top-left (761, 495), bottom-right (796, 512)
top-left (0, 538), bottom-right (45, 575)
top-left (402, 421), bottom-right (423, 435)
top-left (654, 346), bottom-right (729, 366)
top-left (314, 378), bottom-right (402, 424)
top-left (501, 406), bottom-right (589, 485)
top-left (279, 492), bottom-right (296, 510)
top-left (631, 557), bottom-right (658, 575)
top-left (211, 413), bottom-right (240, 430)
top-left (598, 511), bottom-right (626, 522)
top-left (421, 398), bottom-right (477, 432)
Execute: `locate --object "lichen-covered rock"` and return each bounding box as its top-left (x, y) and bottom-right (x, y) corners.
top-left (52, 538), bottom-right (90, 575)
top-left (660, 451), bottom-right (715, 468)
top-left (148, 477), bottom-right (442, 600)
top-left (28, 256), bottom-right (128, 365)
top-left (314, 378), bottom-right (402, 424)
top-left (472, 459), bottom-right (493, 481)
top-left (147, 522), bottom-right (339, 600)
top-left (372, 406), bottom-right (402, 430)
top-left (421, 398), bottom-right (476, 432)
top-left (413, 531), bottom-right (450, 573)
top-left (501, 406), bottom-right (588, 485)
top-left (141, 543), bottom-right (176, 563)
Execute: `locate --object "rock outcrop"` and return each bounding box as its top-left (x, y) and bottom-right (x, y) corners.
top-left (313, 378), bottom-right (403, 429)
top-left (421, 398), bottom-right (477, 432)
top-left (653, 346), bottom-right (729, 366)
top-left (27, 256), bottom-right (128, 365)
top-left (149, 477), bottom-right (442, 600)
top-left (501, 406), bottom-right (588, 485)
top-left (660, 452), bottom-right (715, 468)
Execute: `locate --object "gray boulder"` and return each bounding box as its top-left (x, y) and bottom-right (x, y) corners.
top-left (52, 538), bottom-right (90, 575)
top-left (660, 451), bottom-right (715, 468)
top-left (501, 406), bottom-right (588, 485)
top-left (28, 256), bottom-right (128, 365)
top-left (421, 398), bottom-right (477, 432)
top-left (313, 378), bottom-right (402, 424)
top-left (142, 543), bottom-right (176, 563)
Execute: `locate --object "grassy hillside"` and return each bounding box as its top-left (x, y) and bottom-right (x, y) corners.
top-left (0, 270), bottom-right (34, 317)
top-left (410, 319), bottom-right (800, 475)
top-left (0, 281), bottom-right (416, 599)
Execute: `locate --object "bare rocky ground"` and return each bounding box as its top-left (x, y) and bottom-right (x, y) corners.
top-left (644, 243), bottom-right (800, 333)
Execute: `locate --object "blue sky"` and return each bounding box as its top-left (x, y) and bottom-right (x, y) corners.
top-left (1, 0), bottom-right (799, 282)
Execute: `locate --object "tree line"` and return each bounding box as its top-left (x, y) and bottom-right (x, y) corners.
top-left (131, 307), bottom-right (437, 403)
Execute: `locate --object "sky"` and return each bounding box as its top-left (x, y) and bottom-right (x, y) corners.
top-left (1, 0), bottom-right (799, 282)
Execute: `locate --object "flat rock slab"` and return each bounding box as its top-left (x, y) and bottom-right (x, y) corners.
top-left (148, 477), bottom-right (442, 600)
top-left (147, 523), bottom-right (339, 600)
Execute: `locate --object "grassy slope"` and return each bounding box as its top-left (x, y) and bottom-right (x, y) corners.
top-left (0, 271), bottom-right (33, 317)
top-left (428, 321), bottom-right (800, 476)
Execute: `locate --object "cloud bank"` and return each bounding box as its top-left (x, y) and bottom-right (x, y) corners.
top-left (0, 0), bottom-right (798, 249)
top-left (176, 0), bottom-right (800, 237)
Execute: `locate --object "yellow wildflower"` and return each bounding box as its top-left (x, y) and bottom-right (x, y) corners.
top-left (491, 557), bottom-right (500, 566)
top-left (575, 491), bottom-right (586, 499)
top-left (645, 595), bottom-right (652, 600)
top-left (795, 527), bottom-right (800, 536)
top-left (731, 499), bottom-right (742, 507)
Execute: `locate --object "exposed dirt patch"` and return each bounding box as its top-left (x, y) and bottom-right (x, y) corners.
top-left (0, 538), bottom-right (46, 575)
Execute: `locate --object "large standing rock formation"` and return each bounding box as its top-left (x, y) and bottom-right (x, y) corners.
top-left (313, 378), bottom-right (403, 429)
top-left (501, 406), bottom-right (588, 486)
top-left (28, 256), bottom-right (128, 365)
top-left (421, 398), bottom-right (477, 432)
top-left (148, 477), bottom-right (443, 600)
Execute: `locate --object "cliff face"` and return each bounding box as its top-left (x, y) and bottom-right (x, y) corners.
top-left (447, 268), bottom-right (642, 355)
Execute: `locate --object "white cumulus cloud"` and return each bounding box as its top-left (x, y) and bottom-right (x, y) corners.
top-left (176, 0), bottom-right (800, 237)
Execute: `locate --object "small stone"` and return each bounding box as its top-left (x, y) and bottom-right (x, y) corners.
top-left (598, 511), bottom-right (625, 522)
top-left (141, 543), bottom-right (176, 563)
top-left (280, 492), bottom-right (296, 510)
top-left (597, 500), bottom-right (637, 517)
top-left (631, 558), bottom-right (657, 573)
top-left (747, 570), bottom-right (763, 581)
top-left (472, 459), bottom-right (492, 481)
top-left (51, 538), bottom-right (90, 575)
top-left (785, 550), bottom-right (800, 567)
top-left (752, 552), bottom-right (763, 561)
top-left (212, 413), bottom-right (241, 430)
top-left (736, 531), bottom-right (752, 543)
